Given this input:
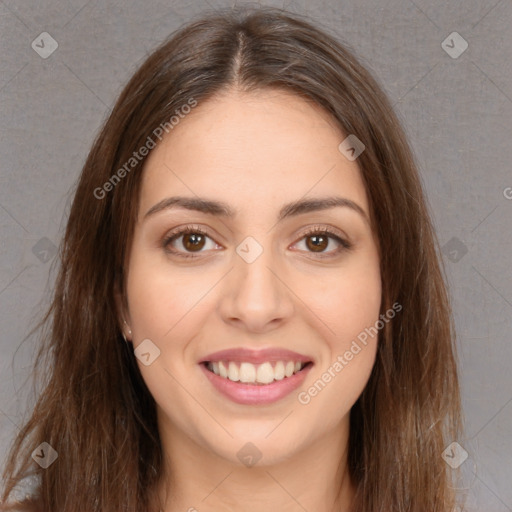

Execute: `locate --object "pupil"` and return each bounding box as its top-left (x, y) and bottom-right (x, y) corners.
top-left (185, 233), bottom-right (204, 250)
top-left (308, 235), bottom-right (327, 252)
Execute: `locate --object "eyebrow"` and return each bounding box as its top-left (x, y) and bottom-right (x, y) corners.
top-left (144, 195), bottom-right (369, 225)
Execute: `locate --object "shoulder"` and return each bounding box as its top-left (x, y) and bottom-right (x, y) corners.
top-left (1, 475), bottom-right (42, 512)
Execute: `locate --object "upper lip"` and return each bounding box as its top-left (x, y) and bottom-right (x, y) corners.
top-left (199, 348), bottom-right (314, 365)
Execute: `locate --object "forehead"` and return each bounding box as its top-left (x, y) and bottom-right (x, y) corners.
top-left (138, 88), bottom-right (369, 220)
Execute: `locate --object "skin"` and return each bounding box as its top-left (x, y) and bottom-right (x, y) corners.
top-left (117, 88), bottom-right (382, 512)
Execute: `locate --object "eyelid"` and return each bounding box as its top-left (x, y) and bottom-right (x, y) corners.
top-left (161, 223), bottom-right (352, 259)
top-left (290, 224), bottom-right (352, 259)
top-left (297, 224), bottom-right (350, 246)
top-left (161, 224), bottom-right (220, 258)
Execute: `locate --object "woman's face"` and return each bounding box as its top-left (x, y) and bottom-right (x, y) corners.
top-left (121, 88), bottom-right (381, 467)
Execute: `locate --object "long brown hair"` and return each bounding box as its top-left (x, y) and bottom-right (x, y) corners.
top-left (1, 6), bottom-right (464, 512)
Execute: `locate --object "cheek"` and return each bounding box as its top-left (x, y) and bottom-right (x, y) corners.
top-left (124, 257), bottom-right (208, 406)
top-left (297, 269), bottom-right (381, 420)
top-left (297, 251), bottom-right (382, 346)
top-left (125, 255), bottom-right (208, 341)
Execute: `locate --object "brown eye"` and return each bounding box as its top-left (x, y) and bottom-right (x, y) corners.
top-left (305, 233), bottom-right (329, 252)
top-left (294, 227), bottom-right (352, 259)
top-left (162, 226), bottom-right (219, 259)
top-left (181, 232), bottom-right (206, 252)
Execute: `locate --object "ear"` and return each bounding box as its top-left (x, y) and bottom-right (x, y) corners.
top-left (114, 272), bottom-right (132, 341)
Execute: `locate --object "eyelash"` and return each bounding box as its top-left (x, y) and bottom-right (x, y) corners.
top-left (162, 224), bottom-right (352, 260)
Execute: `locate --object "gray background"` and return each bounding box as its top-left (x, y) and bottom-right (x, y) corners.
top-left (0, 0), bottom-right (511, 510)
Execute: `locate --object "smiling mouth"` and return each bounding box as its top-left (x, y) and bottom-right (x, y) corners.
top-left (203, 360), bottom-right (313, 385)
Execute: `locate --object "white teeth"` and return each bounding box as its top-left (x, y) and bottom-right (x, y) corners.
top-left (274, 361), bottom-right (285, 380)
top-left (285, 361), bottom-right (295, 378)
top-left (228, 362), bottom-right (240, 382)
top-left (239, 362), bottom-right (256, 383)
top-left (256, 362), bottom-right (275, 384)
top-left (218, 361), bottom-right (228, 378)
top-left (207, 360), bottom-right (307, 384)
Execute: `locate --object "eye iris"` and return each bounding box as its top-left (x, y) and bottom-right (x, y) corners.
top-left (174, 230), bottom-right (336, 255)
top-left (306, 234), bottom-right (328, 252)
top-left (183, 233), bottom-right (206, 251)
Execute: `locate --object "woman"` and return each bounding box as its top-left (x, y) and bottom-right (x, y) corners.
top-left (1, 5), bottom-right (464, 512)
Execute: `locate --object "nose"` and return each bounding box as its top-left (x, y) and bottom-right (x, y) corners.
top-left (218, 239), bottom-right (294, 333)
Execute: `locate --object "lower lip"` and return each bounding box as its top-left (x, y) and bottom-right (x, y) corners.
top-left (200, 363), bottom-right (313, 405)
